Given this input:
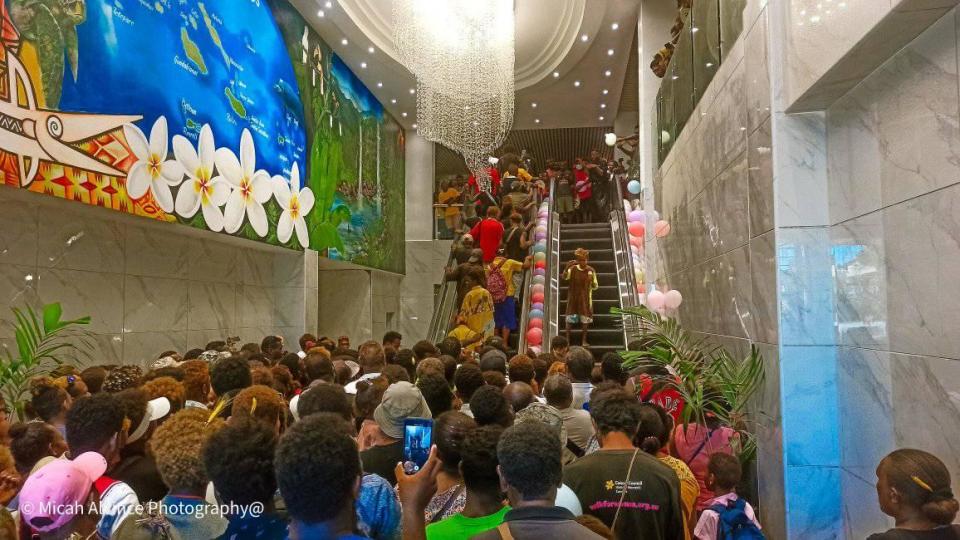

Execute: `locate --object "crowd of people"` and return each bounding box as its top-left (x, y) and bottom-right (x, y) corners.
top-left (0, 330), bottom-right (955, 540)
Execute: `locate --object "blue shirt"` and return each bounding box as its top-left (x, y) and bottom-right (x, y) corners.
top-left (220, 512), bottom-right (287, 539)
top-left (356, 474), bottom-right (400, 539)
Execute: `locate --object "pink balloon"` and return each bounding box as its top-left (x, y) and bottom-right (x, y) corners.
top-left (630, 236), bottom-right (643, 249)
top-left (528, 318), bottom-right (543, 329)
top-left (665, 290), bottom-right (683, 309)
top-left (526, 327), bottom-right (543, 346)
top-left (654, 220), bottom-right (671, 238)
top-left (531, 292), bottom-right (545, 304)
top-left (628, 222), bottom-right (645, 237)
top-left (646, 290), bottom-right (665, 310)
top-left (531, 284), bottom-right (545, 295)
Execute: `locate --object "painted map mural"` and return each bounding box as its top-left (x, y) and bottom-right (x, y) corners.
top-left (0, 0), bottom-right (405, 273)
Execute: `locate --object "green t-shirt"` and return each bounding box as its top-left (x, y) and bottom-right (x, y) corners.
top-left (425, 506), bottom-right (510, 540)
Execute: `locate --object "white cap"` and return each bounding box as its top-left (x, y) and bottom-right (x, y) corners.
top-left (127, 397), bottom-right (171, 443)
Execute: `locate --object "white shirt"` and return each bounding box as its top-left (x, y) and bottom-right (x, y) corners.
top-left (570, 382), bottom-right (594, 411)
top-left (344, 372), bottom-right (381, 395)
top-left (694, 493), bottom-right (761, 540)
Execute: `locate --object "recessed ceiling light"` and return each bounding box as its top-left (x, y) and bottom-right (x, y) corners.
top-left (412, 123), bottom-right (418, 128)
top-left (607, 49), bottom-right (615, 56)
top-left (535, 119), bottom-right (541, 124)
top-left (377, 81), bottom-right (383, 88)
top-left (360, 62), bottom-right (367, 69)
top-left (368, 46), bottom-right (375, 53)
top-left (531, 102), bottom-right (537, 108)
top-left (611, 22), bottom-right (620, 30)
top-left (602, 89), bottom-right (609, 95)
top-left (580, 34), bottom-right (589, 42)
top-left (604, 70), bottom-right (612, 77)
top-left (599, 115), bottom-right (605, 121)
top-left (391, 98), bottom-right (397, 104)
top-left (552, 71), bottom-right (560, 78)
top-left (691, 27), bottom-right (699, 33)
top-left (341, 38), bottom-right (348, 45)
top-left (600, 103), bottom-right (607, 109)
top-left (317, 9), bottom-right (325, 17)
top-left (402, 112), bottom-right (408, 117)
top-left (325, 1), bottom-right (332, 7)
top-left (409, 88), bottom-right (415, 94)
top-left (574, 80), bottom-right (581, 87)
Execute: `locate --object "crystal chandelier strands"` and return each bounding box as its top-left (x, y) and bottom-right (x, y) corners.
top-left (394, 0), bottom-right (515, 190)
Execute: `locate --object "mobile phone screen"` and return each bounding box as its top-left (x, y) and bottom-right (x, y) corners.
top-left (402, 418), bottom-right (433, 475)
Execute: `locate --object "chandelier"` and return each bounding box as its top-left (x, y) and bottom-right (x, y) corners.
top-left (394, 0), bottom-right (515, 190)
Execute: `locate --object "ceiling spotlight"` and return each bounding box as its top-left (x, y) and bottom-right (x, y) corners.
top-left (531, 102), bottom-right (537, 108)
top-left (402, 112), bottom-right (408, 117)
top-left (341, 38), bottom-right (348, 45)
top-left (391, 98), bottom-right (397, 104)
top-left (317, 9), bottom-right (325, 17)
top-left (552, 71), bottom-right (560, 78)
top-left (360, 62), bottom-right (367, 69)
top-left (534, 118), bottom-right (541, 124)
top-left (691, 27), bottom-right (700, 33)
top-left (368, 46), bottom-right (375, 53)
top-left (607, 49), bottom-right (615, 56)
top-left (599, 115), bottom-right (605, 121)
top-left (602, 89), bottom-right (609, 95)
top-left (600, 103), bottom-right (606, 109)
top-left (409, 88), bottom-right (415, 94)
top-left (325, 1), bottom-right (332, 7)
top-left (377, 81), bottom-right (383, 88)
top-left (611, 22), bottom-right (620, 30)
top-left (580, 34), bottom-right (589, 42)
top-left (604, 70), bottom-right (612, 77)
top-left (412, 123), bottom-right (418, 129)
top-left (574, 80), bottom-right (581, 87)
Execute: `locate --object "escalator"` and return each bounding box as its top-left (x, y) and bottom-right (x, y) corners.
top-left (557, 222), bottom-right (626, 357)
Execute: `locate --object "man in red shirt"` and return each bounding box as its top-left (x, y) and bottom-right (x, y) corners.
top-left (470, 206), bottom-right (505, 263)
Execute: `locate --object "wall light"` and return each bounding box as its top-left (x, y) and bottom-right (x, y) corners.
top-left (341, 38), bottom-right (348, 45)
top-left (604, 133), bottom-right (617, 146)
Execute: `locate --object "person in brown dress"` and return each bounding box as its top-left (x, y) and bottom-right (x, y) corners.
top-left (564, 248), bottom-right (599, 346)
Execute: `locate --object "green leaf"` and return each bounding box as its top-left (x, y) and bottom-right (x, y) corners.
top-left (42, 302), bottom-right (64, 333)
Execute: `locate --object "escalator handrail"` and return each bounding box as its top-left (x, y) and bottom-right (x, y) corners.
top-left (610, 172), bottom-right (641, 344)
top-left (427, 243), bottom-right (461, 344)
top-left (515, 186), bottom-right (543, 353)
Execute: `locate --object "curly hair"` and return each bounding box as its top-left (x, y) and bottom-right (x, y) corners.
top-left (460, 425), bottom-right (503, 495)
top-left (9, 422), bottom-right (60, 474)
top-left (66, 393), bottom-right (125, 455)
top-left (276, 414), bottom-right (361, 523)
top-left (150, 408), bottom-right (224, 492)
top-left (102, 365), bottom-right (143, 393)
top-left (270, 364), bottom-right (296, 398)
top-left (437, 338), bottom-right (461, 360)
top-left (210, 356), bottom-right (252, 396)
top-left (417, 372), bottom-right (454, 417)
top-left (482, 370), bottom-right (507, 389)
top-left (547, 361), bottom-right (569, 377)
top-left (498, 422), bottom-right (562, 500)
top-left (27, 377), bottom-right (69, 422)
top-left (297, 383), bottom-right (352, 422)
top-left (434, 411), bottom-right (476, 476)
top-left (80, 366), bottom-right (108, 394)
top-left (180, 360), bottom-right (211, 403)
top-left (507, 355), bottom-right (535, 386)
top-left (142, 377), bottom-right (186, 412)
top-left (203, 417), bottom-right (277, 506)
top-left (381, 364), bottom-right (410, 384)
top-left (231, 385), bottom-right (285, 429)
top-left (589, 389), bottom-right (643, 438)
top-left (354, 376), bottom-right (389, 421)
top-left (470, 385), bottom-right (512, 428)
top-left (113, 388), bottom-right (149, 431)
top-left (454, 363), bottom-right (485, 402)
top-left (566, 347), bottom-right (594, 381)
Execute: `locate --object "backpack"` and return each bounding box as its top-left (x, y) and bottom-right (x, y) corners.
top-left (709, 497), bottom-right (765, 540)
top-left (487, 258), bottom-right (509, 303)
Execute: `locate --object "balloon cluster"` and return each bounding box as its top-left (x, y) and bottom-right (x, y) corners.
top-left (525, 201), bottom-right (551, 348)
top-left (624, 203), bottom-right (682, 313)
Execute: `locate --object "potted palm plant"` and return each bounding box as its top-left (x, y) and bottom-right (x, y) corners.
top-left (0, 303), bottom-right (92, 421)
top-left (614, 305), bottom-right (765, 462)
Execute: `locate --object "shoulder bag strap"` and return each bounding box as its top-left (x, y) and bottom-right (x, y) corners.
top-left (497, 522), bottom-right (515, 540)
top-left (610, 448), bottom-right (640, 533)
top-left (429, 484), bottom-right (466, 524)
top-left (686, 428), bottom-right (717, 463)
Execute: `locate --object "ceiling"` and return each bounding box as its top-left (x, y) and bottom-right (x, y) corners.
top-left (288, 0), bottom-right (639, 131)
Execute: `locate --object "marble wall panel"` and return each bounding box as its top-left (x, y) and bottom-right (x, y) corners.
top-left (745, 8), bottom-right (772, 133)
top-left (777, 227), bottom-right (835, 346)
top-left (748, 117), bottom-right (774, 237)
top-left (122, 275), bottom-right (190, 333)
top-left (707, 153), bottom-right (750, 257)
top-left (124, 225), bottom-right (192, 279)
top-left (773, 112), bottom-right (830, 228)
top-left (37, 268), bottom-right (124, 335)
top-left (831, 212), bottom-right (889, 350)
top-left (0, 199), bottom-right (38, 267)
top-left (750, 230), bottom-right (778, 344)
top-left (318, 269), bottom-right (372, 343)
top-left (38, 208), bottom-right (125, 274)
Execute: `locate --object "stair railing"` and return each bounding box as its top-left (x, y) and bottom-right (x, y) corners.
top-left (427, 247), bottom-right (460, 345)
top-left (515, 184), bottom-right (544, 354)
top-left (545, 178), bottom-right (561, 348)
top-left (609, 177), bottom-right (641, 346)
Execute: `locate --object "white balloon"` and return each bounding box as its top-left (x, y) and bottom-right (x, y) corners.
top-left (665, 290), bottom-right (683, 309)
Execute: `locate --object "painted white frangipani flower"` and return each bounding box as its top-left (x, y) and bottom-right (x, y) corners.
top-left (216, 129), bottom-right (272, 236)
top-left (122, 116), bottom-right (184, 212)
top-left (272, 162), bottom-right (315, 248)
top-left (173, 124), bottom-right (231, 232)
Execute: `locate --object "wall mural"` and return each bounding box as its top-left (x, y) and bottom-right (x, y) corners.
top-left (0, 0), bottom-right (405, 273)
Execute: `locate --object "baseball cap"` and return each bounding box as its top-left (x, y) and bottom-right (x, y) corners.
top-left (19, 452), bottom-right (107, 532)
top-left (373, 381), bottom-right (432, 439)
top-left (127, 397), bottom-right (171, 443)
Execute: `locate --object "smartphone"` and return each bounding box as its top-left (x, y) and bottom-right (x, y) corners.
top-left (402, 418), bottom-right (433, 475)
